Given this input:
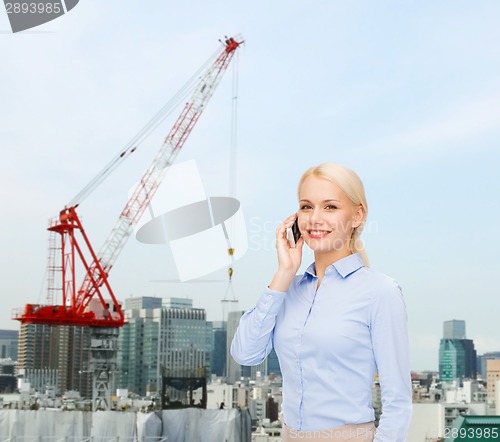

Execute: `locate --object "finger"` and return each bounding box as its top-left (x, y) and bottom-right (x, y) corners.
top-left (295, 236), bottom-right (305, 248)
top-left (285, 212), bottom-right (297, 225)
top-left (278, 214), bottom-right (298, 234)
top-left (276, 218), bottom-right (294, 236)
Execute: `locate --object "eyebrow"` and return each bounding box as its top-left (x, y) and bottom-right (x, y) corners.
top-left (299, 199), bottom-right (340, 203)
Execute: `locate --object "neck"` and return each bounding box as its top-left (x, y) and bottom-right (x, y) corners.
top-left (314, 248), bottom-right (352, 280)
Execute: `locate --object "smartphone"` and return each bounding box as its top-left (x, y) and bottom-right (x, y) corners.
top-left (286, 218), bottom-right (301, 247)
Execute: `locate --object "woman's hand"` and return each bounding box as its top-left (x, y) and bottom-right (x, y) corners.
top-left (268, 213), bottom-right (305, 292)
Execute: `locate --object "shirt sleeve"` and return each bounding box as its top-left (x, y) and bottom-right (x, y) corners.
top-left (370, 279), bottom-right (412, 442)
top-left (230, 288), bottom-right (286, 366)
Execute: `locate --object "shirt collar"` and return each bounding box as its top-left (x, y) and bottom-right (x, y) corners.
top-left (300, 253), bottom-right (365, 282)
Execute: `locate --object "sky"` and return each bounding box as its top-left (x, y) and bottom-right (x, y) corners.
top-left (1, 0), bottom-right (499, 372)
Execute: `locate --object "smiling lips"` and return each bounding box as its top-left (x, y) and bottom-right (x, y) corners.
top-left (307, 230), bottom-right (332, 239)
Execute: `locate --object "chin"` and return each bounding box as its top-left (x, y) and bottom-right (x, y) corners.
top-left (307, 238), bottom-right (349, 255)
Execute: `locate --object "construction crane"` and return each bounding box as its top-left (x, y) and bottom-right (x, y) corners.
top-left (13, 36), bottom-right (243, 409)
top-left (14, 36), bottom-right (242, 328)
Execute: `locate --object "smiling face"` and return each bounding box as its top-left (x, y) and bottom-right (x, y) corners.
top-left (298, 175), bottom-right (364, 261)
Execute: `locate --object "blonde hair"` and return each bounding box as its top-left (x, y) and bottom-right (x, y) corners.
top-left (297, 163), bottom-right (369, 266)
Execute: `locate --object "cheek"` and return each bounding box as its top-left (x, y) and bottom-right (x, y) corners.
top-left (297, 215), bottom-right (307, 231)
top-left (329, 215), bottom-right (354, 232)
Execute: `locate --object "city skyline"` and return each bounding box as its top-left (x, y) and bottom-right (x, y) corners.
top-left (1, 1), bottom-right (500, 373)
top-left (2, 314), bottom-right (498, 377)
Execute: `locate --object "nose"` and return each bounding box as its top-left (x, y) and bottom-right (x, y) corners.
top-left (309, 207), bottom-right (323, 225)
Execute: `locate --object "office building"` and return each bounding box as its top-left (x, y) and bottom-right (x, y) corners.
top-left (0, 329), bottom-right (19, 360)
top-left (211, 321), bottom-right (227, 377)
top-left (157, 297), bottom-right (213, 377)
top-left (439, 339), bottom-right (477, 381)
top-left (439, 320), bottom-right (476, 382)
top-left (118, 305), bottom-right (159, 396)
top-left (118, 296), bottom-right (213, 397)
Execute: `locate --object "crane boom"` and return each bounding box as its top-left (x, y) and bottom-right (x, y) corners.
top-left (14, 37), bottom-right (242, 327)
top-left (76, 37), bottom-right (241, 316)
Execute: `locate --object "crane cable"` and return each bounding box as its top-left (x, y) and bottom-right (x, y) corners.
top-left (67, 46), bottom-right (222, 208)
top-left (223, 47), bottom-right (240, 302)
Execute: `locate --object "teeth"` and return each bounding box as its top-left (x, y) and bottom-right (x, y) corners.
top-left (310, 230), bottom-right (329, 235)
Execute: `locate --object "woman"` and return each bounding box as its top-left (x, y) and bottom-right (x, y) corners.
top-left (231, 163), bottom-right (412, 441)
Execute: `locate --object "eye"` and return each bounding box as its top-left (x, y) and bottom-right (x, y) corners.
top-left (300, 204), bottom-right (312, 211)
top-left (325, 204), bottom-right (338, 210)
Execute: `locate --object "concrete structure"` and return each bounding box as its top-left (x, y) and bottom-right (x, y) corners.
top-left (444, 380), bottom-right (487, 403)
top-left (497, 380), bottom-right (500, 415)
top-left (18, 368), bottom-right (59, 393)
top-left (407, 403), bottom-right (445, 442)
top-left (478, 352), bottom-right (500, 379)
top-left (249, 398), bottom-right (267, 421)
top-left (0, 330), bottom-right (19, 360)
top-left (204, 381), bottom-right (237, 409)
top-left (487, 359), bottom-right (500, 404)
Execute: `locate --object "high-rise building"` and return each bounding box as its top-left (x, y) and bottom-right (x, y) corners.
top-left (157, 297), bottom-right (213, 378)
top-left (0, 329), bottom-right (19, 360)
top-left (439, 339), bottom-right (465, 381)
top-left (461, 339), bottom-right (477, 379)
top-left (118, 296), bottom-right (213, 397)
top-left (118, 306), bottom-right (159, 396)
top-left (443, 320), bottom-right (466, 339)
top-left (439, 320), bottom-right (476, 382)
top-left (211, 321), bottom-right (227, 377)
top-left (267, 348), bottom-right (281, 377)
top-left (17, 323), bottom-right (91, 396)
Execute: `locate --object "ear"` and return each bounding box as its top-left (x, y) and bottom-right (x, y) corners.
top-left (352, 204), bottom-right (365, 228)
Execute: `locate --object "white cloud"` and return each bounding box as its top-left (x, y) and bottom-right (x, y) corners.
top-left (355, 91), bottom-right (500, 173)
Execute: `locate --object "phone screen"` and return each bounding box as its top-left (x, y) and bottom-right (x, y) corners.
top-left (286, 218), bottom-right (301, 247)
top-left (291, 218), bottom-right (301, 243)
